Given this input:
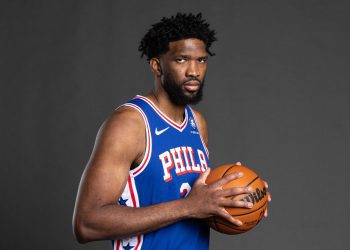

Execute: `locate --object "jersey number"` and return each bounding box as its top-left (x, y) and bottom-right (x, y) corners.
top-left (180, 183), bottom-right (191, 197)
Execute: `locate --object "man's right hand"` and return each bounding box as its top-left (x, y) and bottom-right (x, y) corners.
top-left (183, 168), bottom-right (254, 226)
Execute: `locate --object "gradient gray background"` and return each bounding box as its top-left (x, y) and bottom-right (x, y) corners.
top-left (1, 0), bottom-right (349, 249)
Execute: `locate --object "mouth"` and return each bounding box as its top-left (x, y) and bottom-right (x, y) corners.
top-left (183, 80), bottom-right (201, 92)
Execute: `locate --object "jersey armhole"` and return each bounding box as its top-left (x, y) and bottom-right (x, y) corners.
top-left (117, 103), bottom-right (152, 177)
top-left (188, 107), bottom-right (210, 158)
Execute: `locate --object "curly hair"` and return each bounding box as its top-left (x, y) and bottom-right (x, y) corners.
top-left (139, 13), bottom-right (217, 61)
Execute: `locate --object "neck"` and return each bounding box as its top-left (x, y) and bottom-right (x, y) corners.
top-left (146, 81), bottom-right (186, 125)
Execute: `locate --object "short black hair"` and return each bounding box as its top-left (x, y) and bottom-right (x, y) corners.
top-left (139, 13), bottom-right (217, 61)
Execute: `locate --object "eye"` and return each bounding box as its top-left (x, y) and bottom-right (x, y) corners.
top-left (176, 58), bottom-right (186, 63)
top-left (198, 58), bottom-right (207, 64)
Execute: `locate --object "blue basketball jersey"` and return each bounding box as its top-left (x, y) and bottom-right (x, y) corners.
top-left (112, 95), bottom-right (210, 250)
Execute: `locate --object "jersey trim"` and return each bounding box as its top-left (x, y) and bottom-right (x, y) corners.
top-left (189, 107), bottom-right (209, 158)
top-left (114, 175), bottom-right (143, 250)
top-left (121, 103), bottom-right (152, 177)
top-left (127, 174), bottom-right (140, 207)
top-left (128, 175), bottom-right (143, 249)
top-left (135, 95), bottom-right (188, 132)
top-left (115, 240), bottom-right (120, 249)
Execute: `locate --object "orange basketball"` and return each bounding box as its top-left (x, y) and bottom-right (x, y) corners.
top-left (205, 164), bottom-right (268, 234)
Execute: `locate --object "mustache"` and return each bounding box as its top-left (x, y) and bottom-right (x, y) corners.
top-left (183, 77), bottom-right (202, 84)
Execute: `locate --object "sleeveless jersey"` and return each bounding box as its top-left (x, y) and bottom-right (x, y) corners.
top-left (112, 95), bottom-right (210, 250)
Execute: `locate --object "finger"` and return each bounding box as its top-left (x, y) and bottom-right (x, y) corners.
top-left (263, 180), bottom-right (269, 189)
top-left (235, 161), bottom-right (242, 166)
top-left (267, 191), bottom-right (272, 202)
top-left (211, 172), bottom-right (243, 189)
top-left (264, 208), bottom-right (268, 217)
top-left (219, 186), bottom-right (253, 197)
top-left (221, 199), bottom-right (253, 209)
top-left (219, 209), bottom-right (243, 226)
top-left (196, 167), bottom-right (211, 185)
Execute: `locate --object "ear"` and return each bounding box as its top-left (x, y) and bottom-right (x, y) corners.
top-left (149, 58), bottom-right (162, 76)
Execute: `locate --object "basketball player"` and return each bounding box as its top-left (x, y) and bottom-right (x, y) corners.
top-left (73, 13), bottom-right (270, 250)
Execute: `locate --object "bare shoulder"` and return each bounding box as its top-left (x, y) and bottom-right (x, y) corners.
top-left (99, 105), bottom-right (145, 140)
top-left (90, 105), bottom-right (146, 173)
top-left (191, 108), bottom-right (208, 145)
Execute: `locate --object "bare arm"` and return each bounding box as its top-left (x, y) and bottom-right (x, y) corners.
top-left (73, 107), bottom-right (191, 242)
top-left (73, 107), bottom-right (253, 243)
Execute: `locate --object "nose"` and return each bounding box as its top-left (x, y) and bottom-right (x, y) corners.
top-left (186, 61), bottom-right (200, 78)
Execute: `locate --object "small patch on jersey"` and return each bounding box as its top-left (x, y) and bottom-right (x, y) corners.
top-left (122, 242), bottom-right (134, 250)
top-left (118, 197), bottom-right (128, 206)
top-left (190, 117), bottom-right (196, 129)
top-left (155, 127), bottom-right (169, 135)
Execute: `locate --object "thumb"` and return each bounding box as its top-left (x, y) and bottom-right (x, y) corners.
top-left (195, 167), bottom-right (211, 185)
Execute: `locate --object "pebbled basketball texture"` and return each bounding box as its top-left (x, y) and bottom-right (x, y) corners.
top-left (205, 164), bottom-right (268, 234)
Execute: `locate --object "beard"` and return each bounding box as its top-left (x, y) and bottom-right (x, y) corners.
top-left (162, 73), bottom-right (205, 106)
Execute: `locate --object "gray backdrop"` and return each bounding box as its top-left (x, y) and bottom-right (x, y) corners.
top-left (1, 0), bottom-right (349, 249)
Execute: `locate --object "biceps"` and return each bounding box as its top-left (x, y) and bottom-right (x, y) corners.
top-left (78, 141), bottom-right (142, 210)
top-left (76, 109), bottom-right (145, 209)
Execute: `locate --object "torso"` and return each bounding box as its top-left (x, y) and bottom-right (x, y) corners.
top-left (112, 95), bottom-right (210, 250)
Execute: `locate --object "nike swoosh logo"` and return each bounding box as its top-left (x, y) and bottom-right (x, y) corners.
top-left (155, 127), bottom-right (169, 135)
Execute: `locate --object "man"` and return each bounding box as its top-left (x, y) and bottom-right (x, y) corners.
top-left (73, 13), bottom-right (270, 250)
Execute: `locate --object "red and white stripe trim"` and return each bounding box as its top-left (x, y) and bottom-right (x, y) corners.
top-left (114, 176), bottom-right (143, 249)
top-left (135, 95), bottom-right (188, 132)
top-left (121, 103), bottom-right (152, 177)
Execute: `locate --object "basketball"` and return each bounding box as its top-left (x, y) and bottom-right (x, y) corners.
top-left (205, 164), bottom-right (268, 234)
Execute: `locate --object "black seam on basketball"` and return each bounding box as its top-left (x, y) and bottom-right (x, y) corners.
top-left (246, 176), bottom-right (259, 187)
top-left (230, 201), bottom-right (267, 217)
top-left (214, 221), bottom-right (247, 232)
top-left (222, 165), bottom-right (237, 177)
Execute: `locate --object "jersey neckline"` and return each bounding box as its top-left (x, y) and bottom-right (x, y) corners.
top-left (134, 95), bottom-right (188, 132)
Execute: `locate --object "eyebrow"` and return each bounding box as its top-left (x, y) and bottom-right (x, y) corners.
top-left (175, 54), bottom-right (208, 59)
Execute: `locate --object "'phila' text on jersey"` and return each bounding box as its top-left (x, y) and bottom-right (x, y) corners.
top-left (159, 146), bottom-right (208, 182)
